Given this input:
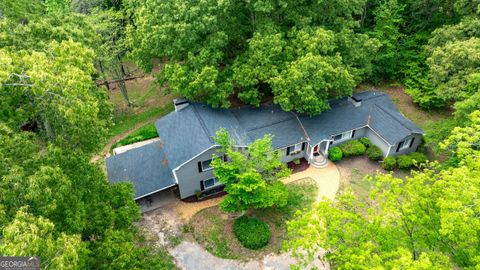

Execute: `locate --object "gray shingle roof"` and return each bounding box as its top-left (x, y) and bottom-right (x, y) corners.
top-left (300, 91), bottom-right (424, 145)
top-left (105, 140), bottom-right (176, 199)
top-left (107, 91), bottom-right (424, 199)
top-left (155, 103), bottom-right (307, 169)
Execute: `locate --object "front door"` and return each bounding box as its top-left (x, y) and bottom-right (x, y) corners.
top-left (313, 144), bottom-right (319, 153)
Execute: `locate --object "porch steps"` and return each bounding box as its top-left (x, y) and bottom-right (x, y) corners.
top-left (311, 154), bottom-right (328, 168)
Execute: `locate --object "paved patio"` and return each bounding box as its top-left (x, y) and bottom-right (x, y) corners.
top-left (282, 161), bottom-right (340, 202)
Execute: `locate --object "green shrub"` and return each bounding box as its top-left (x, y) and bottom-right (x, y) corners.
top-left (359, 137), bottom-right (371, 148)
top-left (382, 156), bottom-right (397, 170)
top-left (328, 147), bottom-right (343, 161)
top-left (397, 155), bottom-right (414, 170)
top-left (397, 152), bottom-right (428, 170)
top-left (340, 140), bottom-right (366, 156)
top-left (233, 216), bottom-right (270, 250)
top-left (366, 145), bottom-right (383, 161)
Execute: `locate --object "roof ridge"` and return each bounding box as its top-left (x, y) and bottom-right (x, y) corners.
top-left (374, 104), bottom-right (412, 131)
top-left (191, 104), bottom-right (215, 143)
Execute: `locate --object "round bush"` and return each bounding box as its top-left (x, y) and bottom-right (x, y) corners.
top-left (366, 145), bottom-right (383, 161)
top-left (233, 216), bottom-right (270, 250)
top-left (328, 147), bottom-right (343, 161)
top-left (340, 140), bottom-right (366, 156)
top-left (382, 156), bottom-right (397, 170)
top-left (359, 137), bottom-right (371, 148)
top-left (397, 155), bottom-right (414, 170)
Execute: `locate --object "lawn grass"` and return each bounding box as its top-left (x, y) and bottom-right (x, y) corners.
top-left (187, 179), bottom-right (318, 260)
top-left (111, 123), bottom-right (159, 150)
top-left (109, 103), bottom-right (174, 139)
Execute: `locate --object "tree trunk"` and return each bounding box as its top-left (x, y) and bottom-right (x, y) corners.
top-left (98, 60), bottom-right (110, 91)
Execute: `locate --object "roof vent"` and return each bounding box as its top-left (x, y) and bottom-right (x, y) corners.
top-left (173, 98), bottom-right (189, 112)
top-left (348, 96), bottom-right (362, 107)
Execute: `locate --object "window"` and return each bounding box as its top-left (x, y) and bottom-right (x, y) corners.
top-left (333, 130), bottom-right (353, 142)
top-left (200, 159), bottom-right (213, 171)
top-left (396, 137), bottom-right (414, 152)
top-left (287, 143), bottom-right (304, 156)
top-left (204, 177), bottom-right (220, 189)
top-left (198, 155), bottom-right (225, 172)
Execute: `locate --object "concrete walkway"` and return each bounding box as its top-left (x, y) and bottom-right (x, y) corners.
top-left (283, 162), bottom-right (340, 202)
top-left (170, 241), bottom-right (328, 270)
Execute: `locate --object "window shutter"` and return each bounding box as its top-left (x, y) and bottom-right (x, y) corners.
top-left (409, 137), bottom-right (415, 148)
top-left (200, 181), bottom-right (205, 191)
top-left (286, 146), bottom-right (291, 155)
top-left (301, 142), bottom-right (306, 151)
top-left (351, 130), bottom-right (356, 138)
top-left (197, 162), bottom-right (202, 173)
top-left (396, 143), bottom-right (402, 152)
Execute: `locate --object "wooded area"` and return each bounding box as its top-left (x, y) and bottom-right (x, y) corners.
top-left (0, 0), bottom-right (479, 269)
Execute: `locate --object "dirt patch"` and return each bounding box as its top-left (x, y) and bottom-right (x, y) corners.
top-left (336, 156), bottom-right (383, 185)
top-left (108, 75), bottom-right (175, 115)
top-left (138, 205), bottom-right (184, 247)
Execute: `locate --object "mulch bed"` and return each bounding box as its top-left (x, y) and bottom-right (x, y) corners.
top-left (287, 158), bottom-right (309, 173)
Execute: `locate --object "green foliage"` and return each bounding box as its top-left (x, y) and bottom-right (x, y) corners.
top-left (382, 156), bottom-right (397, 170)
top-left (0, 40), bottom-right (112, 153)
top-left (287, 158), bottom-right (480, 269)
top-left (233, 216), bottom-right (270, 250)
top-left (397, 152), bottom-right (428, 170)
top-left (359, 137), bottom-right (371, 147)
top-left (441, 110), bottom-right (480, 165)
top-left (126, 0), bottom-right (380, 114)
top-left (366, 145), bottom-right (383, 161)
top-left (111, 123), bottom-right (158, 150)
top-left (0, 210), bottom-right (87, 269)
top-left (211, 128), bottom-right (291, 213)
top-left (339, 140), bottom-right (367, 156)
top-left (369, 0), bottom-right (405, 81)
top-left (328, 147), bottom-right (343, 162)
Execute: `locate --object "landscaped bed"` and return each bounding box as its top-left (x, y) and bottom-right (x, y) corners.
top-left (184, 178), bottom-right (318, 260)
top-left (111, 123), bottom-right (159, 150)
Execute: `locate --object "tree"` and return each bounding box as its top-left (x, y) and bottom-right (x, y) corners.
top-left (287, 160), bottom-right (480, 269)
top-left (427, 37), bottom-right (480, 102)
top-left (369, 0), bottom-right (405, 80)
top-left (404, 17), bottom-right (480, 109)
top-left (0, 40), bottom-right (112, 152)
top-left (211, 128), bottom-right (291, 213)
top-left (0, 210), bottom-right (87, 269)
top-left (126, 0), bottom-right (379, 114)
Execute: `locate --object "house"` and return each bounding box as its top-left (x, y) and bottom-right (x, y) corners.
top-left (106, 91), bottom-right (424, 201)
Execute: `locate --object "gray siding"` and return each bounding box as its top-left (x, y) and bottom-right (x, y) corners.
top-left (175, 147), bottom-right (222, 199)
top-left (365, 128), bottom-right (391, 156)
top-left (388, 134), bottom-right (422, 156)
top-left (330, 126), bottom-right (367, 147)
top-left (278, 142), bottom-right (308, 163)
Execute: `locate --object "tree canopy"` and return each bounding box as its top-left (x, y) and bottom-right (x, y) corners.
top-left (126, 0), bottom-right (380, 115)
top-left (211, 128), bottom-right (291, 213)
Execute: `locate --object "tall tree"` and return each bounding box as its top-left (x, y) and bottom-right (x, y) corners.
top-left (211, 129), bottom-right (291, 214)
top-left (126, 0), bottom-right (379, 115)
top-left (0, 40), bottom-right (111, 152)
